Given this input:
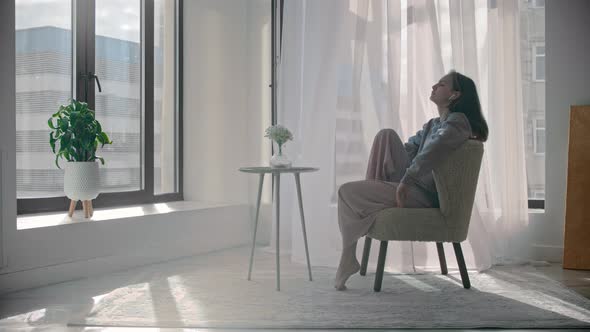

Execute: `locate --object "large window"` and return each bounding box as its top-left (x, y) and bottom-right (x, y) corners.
top-left (16, 0), bottom-right (182, 214)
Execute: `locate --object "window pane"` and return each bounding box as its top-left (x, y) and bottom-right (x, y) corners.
top-left (154, 0), bottom-right (178, 194)
top-left (536, 55), bottom-right (545, 81)
top-left (15, 0), bottom-right (72, 198)
top-left (95, 0), bottom-right (142, 193)
top-left (520, 1), bottom-right (545, 201)
top-left (536, 129), bottom-right (546, 154)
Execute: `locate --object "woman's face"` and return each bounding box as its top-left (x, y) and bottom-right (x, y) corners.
top-left (430, 74), bottom-right (458, 106)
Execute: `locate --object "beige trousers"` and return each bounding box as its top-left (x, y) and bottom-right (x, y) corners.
top-left (335, 129), bottom-right (438, 286)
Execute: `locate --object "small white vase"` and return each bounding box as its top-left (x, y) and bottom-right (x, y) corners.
top-left (64, 161), bottom-right (100, 200)
top-left (270, 145), bottom-right (292, 168)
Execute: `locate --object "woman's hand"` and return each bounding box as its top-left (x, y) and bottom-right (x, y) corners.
top-left (396, 182), bottom-right (409, 208)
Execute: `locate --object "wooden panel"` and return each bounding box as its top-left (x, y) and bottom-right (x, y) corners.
top-left (563, 105), bottom-right (590, 270)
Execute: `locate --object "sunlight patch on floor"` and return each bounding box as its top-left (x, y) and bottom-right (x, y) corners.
top-left (167, 275), bottom-right (207, 321)
top-left (391, 275), bottom-right (440, 292)
top-left (5, 308), bottom-right (46, 323)
top-left (486, 271), bottom-right (590, 322)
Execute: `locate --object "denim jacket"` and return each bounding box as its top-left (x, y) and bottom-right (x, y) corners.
top-left (400, 112), bottom-right (473, 195)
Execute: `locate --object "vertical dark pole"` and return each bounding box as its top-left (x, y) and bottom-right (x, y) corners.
top-left (74, 0), bottom-right (91, 103)
top-left (270, 0), bottom-right (277, 199)
top-left (86, 0), bottom-right (96, 109)
top-left (271, 0), bottom-right (277, 127)
top-left (143, 0), bottom-right (155, 195)
top-left (177, 0), bottom-right (184, 196)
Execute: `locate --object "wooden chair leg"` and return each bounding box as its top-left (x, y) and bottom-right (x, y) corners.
top-left (88, 200), bottom-right (94, 217)
top-left (83, 200), bottom-right (89, 219)
top-left (360, 237), bottom-right (372, 276)
top-left (374, 240), bottom-right (388, 292)
top-left (68, 200), bottom-right (77, 217)
top-left (436, 242), bottom-right (448, 275)
top-left (453, 242), bottom-right (471, 289)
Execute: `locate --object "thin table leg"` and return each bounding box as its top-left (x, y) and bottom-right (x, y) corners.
top-left (294, 173), bottom-right (313, 281)
top-left (275, 173), bottom-right (281, 291)
top-left (247, 173), bottom-right (265, 280)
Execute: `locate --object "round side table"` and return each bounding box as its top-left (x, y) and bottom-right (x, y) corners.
top-left (239, 166), bottom-right (319, 291)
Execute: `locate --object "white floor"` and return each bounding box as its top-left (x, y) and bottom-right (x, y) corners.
top-left (1, 245), bottom-right (589, 332)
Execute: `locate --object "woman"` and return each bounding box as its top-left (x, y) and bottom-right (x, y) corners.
top-left (335, 70), bottom-right (488, 290)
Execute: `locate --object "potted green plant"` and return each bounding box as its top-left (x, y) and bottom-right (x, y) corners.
top-left (48, 99), bottom-right (112, 217)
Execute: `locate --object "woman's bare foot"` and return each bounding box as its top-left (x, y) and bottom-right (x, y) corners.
top-left (334, 260), bottom-right (360, 290)
top-left (335, 284), bottom-right (347, 291)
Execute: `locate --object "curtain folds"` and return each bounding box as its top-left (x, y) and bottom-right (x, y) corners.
top-left (277, 0), bottom-right (530, 272)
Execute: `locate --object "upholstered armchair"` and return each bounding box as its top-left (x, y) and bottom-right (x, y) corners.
top-left (360, 139), bottom-right (484, 292)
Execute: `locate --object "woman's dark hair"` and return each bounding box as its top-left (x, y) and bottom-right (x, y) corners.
top-left (448, 70), bottom-right (489, 142)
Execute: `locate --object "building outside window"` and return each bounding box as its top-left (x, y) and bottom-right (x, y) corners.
top-left (533, 118), bottom-right (546, 155)
top-left (521, 0), bottom-right (545, 204)
top-left (531, 0), bottom-right (546, 9)
top-left (533, 43), bottom-right (546, 82)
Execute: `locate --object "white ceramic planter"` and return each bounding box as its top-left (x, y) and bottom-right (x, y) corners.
top-left (64, 161), bottom-right (100, 200)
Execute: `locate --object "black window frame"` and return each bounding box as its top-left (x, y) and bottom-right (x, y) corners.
top-left (17, 0), bottom-right (184, 214)
top-left (529, 200), bottom-right (544, 209)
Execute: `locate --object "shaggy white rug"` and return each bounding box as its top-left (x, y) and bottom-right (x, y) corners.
top-left (69, 247), bottom-right (590, 329)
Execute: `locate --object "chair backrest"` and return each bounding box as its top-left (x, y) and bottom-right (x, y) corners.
top-left (432, 139), bottom-right (484, 241)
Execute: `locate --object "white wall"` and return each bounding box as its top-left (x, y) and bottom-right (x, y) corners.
top-left (245, 0), bottom-right (274, 244)
top-left (183, 0), bottom-right (274, 244)
top-left (183, 0), bottom-right (272, 205)
top-left (532, 0), bottom-right (590, 260)
top-left (0, 0), bottom-right (273, 294)
top-left (0, 205), bottom-right (252, 294)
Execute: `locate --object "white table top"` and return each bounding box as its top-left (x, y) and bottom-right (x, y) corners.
top-left (239, 166), bottom-right (319, 174)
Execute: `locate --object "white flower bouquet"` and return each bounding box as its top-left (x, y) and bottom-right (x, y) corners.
top-left (264, 124), bottom-right (293, 154)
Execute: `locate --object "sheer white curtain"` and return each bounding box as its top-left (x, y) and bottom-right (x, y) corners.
top-left (277, 0), bottom-right (530, 272)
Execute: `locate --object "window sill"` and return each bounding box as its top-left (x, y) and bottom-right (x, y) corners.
top-left (17, 200), bottom-right (237, 230)
top-left (528, 208), bottom-right (545, 213)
